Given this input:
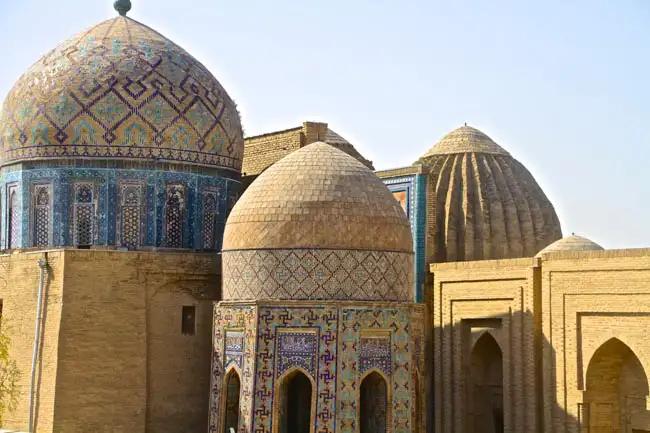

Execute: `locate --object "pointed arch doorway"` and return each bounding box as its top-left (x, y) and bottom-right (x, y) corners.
top-left (275, 369), bottom-right (314, 433)
top-left (360, 371), bottom-right (389, 433)
top-left (584, 338), bottom-right (649, 433)
top-left (222, 369), bottom-right (241, 433)
top-left (468, 332), bottom-right (504, 433)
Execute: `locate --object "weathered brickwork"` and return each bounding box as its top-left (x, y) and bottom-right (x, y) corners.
top-left (242, 121), bottom-right (374, 180)
top-left (0, 249), bottom-right (220, 433)
top-left (431, 248), bottom-right (650, 433)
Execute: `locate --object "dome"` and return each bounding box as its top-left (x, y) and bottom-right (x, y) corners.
top-left (535, 234), bottom-right (604, 257)
top-left (417, 125), bottom-right (562, 262)
top-left (0, 13), bottom-right (243, 171)
top-left (222, 142), bottom-right (414, 302)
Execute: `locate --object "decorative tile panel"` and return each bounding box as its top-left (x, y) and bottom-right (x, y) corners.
top-left (32, 183), bottom-right (52, 247)
top-left (211, 306), bottom-right (257, 433)
top-left (359, 333), bottom-right (392, 376)
top-left (0, 166), bottom-right (237, 249)
top-left (224, 330), bottom-right (244, 370)
top-left (277, 329), bottom-right (318, 377)
top-left (0, 17), bottom-right (244, 170)
top-left (223, 249), bottom-right (413, 302)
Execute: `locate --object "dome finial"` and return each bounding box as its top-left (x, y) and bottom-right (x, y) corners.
top-left (114, 0), bottom-right (132, 16)
top-left (464, 122), bottom-right (467, 126)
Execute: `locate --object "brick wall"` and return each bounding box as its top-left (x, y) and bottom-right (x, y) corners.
top-left (429, 248), bottom-right (650, 433)
top-left (0, 249), bottom-right (219, 433)
top-left (0, 250), bottom-right (63, 433)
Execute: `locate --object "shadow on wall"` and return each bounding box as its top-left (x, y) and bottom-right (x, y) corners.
top-left (431, 311), bottom-right (650, 433)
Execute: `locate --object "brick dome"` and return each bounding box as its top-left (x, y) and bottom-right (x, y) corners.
top-left (418, 125), bottom-right (562, 261)
top-left (536, 234), bottom-right (603, 257)
top-left (222, 142), bottom-right (414, 302)
top-left (0, 14), bottom-right (243, 171)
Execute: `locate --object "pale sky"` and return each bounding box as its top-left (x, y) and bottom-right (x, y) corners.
top-left (1, 0), bottom-right (649, 249)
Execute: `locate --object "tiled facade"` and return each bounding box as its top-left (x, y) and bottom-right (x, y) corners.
top-left (210, 302), bottom-right (425, 433)
top-left (0, 164), bottom-right (239, 249)
top-left (378, 168), bottom-right (427, 303)
top-left (222, 248), bottom-right (413, 302)
top-left (0, 16), bottom-right (244, 170)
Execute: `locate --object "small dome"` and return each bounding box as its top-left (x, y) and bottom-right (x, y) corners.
top-left (0, 15), bottom-right (243, 171)
top-left (421, 125), bottom-right (509, 157)
top-left (536, 234), bottom-right (604, 257)
top-left (222, 142), bottom-right (414, 302)
top-left (224, 142), bottom-right (412, 252)
top-left (417, 125), bottom-right (562, 262)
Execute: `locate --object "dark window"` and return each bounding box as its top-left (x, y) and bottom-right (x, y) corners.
top-left (164, 184), bottom-right (186, 248)
top-left (33, 184), bottom-right (52, 247)
top-left (8, 187), bottom-right (19, 249)
top-left (181, 305), bottom-right (196, 335)
top-left (71, 182), bottom-right (95, 246)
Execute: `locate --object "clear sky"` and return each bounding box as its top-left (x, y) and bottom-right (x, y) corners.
top-left (1, 0), bottom-right (649, 249)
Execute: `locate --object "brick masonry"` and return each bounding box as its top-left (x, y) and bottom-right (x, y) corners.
top-left (0, 249), bottom-right (220, 433)
top-left (431, 248), bottom-right (650, 433)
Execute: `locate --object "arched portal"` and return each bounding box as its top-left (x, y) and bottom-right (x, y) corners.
top-left (276, 369), bottom-right (313, 433)
top-left (468, 332), bottom-right (504, 433)
top-left (360, 371), bottom-right (389, 433)
top-left (584, 338), bottom-right (649, 433)
top-left (223, 369), bottom-right (241, 433)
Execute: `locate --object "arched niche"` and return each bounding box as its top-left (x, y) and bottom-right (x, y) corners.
top-left (584, 338), bottom-right (649, 433)
top-left (274, 368), bottom-right (315, 433)
top-left (222, 367), bottom-right (241, 433)
top-left (468, 332), bottom-right (504, 433)
top-left (360, 370), bottom-right (390, 433)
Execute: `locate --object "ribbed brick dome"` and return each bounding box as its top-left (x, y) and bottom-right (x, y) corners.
top-left (418, 125), bottom-right (562, 262)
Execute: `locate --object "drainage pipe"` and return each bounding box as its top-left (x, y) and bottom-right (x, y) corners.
top-left (28, 257), bottom-right (47, 433)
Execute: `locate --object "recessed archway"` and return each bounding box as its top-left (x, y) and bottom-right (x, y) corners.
top-left (275, 369), bottom-right (313, 433)
top-left (468, 332), bottom-right (504, 433)
top-left (584, 338), bottom-right (649, 433)
top-left (360, 370), bottom-right (389, 433)
top-left (222, 368), bottom-right (241, 433)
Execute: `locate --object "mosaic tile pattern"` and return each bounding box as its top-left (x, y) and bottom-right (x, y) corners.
top-left (211, 304), bottom-right (423, 433)
top-left (0, 16), bottom-right (244, 170)
top-left (277, 330), bottom-right (318, 377)
top-left (383, 174), bottom-right (427, 302)
top-left (224, 330), bottom-right (245, 370)
top-left (210, 306), bottom-right (257, 433)
top-left (253, 306), bottom-right (339, 433)
top-left (0, 166), bottom-right (237, 249)
top-left (339, 308), bottom-right (414, 433)
top-left (223, 143), bottom-right (412, 252)
top-left (222, 248), bottom-right (413, 302)
top-left (359, 334), bottom-right (392, 376)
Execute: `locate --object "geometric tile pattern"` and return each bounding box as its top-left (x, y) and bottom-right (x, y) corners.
top-left (277, 330), bottom-right (318, 377)
top-left (252, 306), bottom-right (339, 433)
top-left (224, 330), bottom-right (245, 370)
top-left (0, 16), bottom-right (243, 170)
top-left (359, 334), bottom-right (392, 376)
top-left (0, 166), bottom-right (238, 249)
top-left (339, 308), bottom-right (414, 433)
top-left (163, 183), bottom-right (185, 248)
top-left (210, 303), bottom-right (424, 433)
top-left (32, 184), bottom-right (52, 247)
top-left (223, 143), bottom-right (413, 252)
top-left (210, 305), bottom-right (257, 433)
top-left (222, 249), bottom-right (413, 302)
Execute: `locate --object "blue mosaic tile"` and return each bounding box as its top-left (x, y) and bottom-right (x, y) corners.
top-left (0, 167), bottom-right (237, 250)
